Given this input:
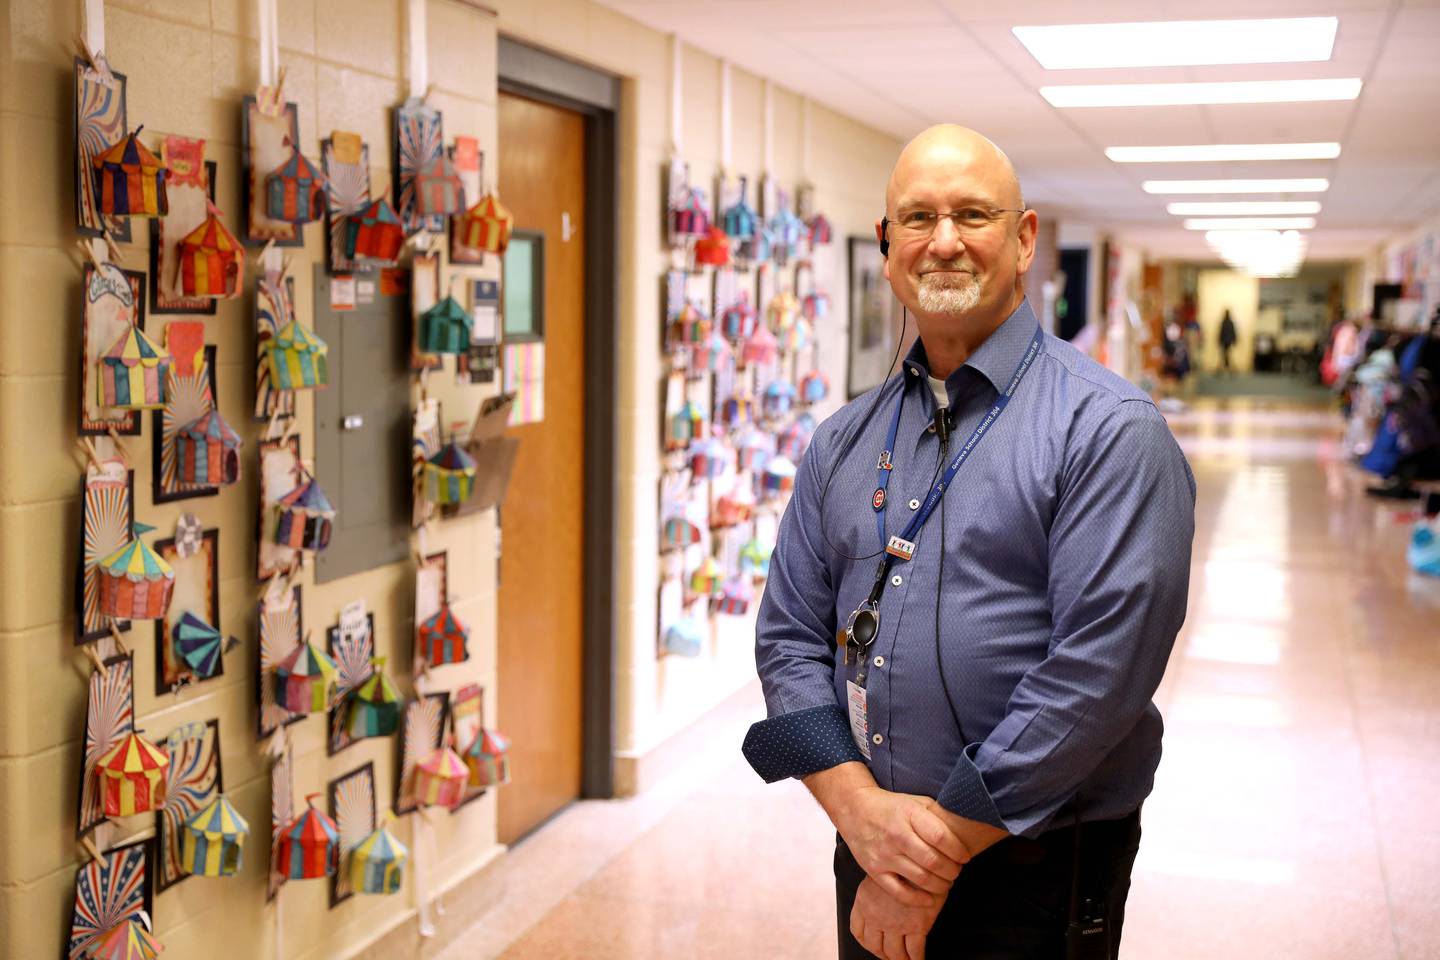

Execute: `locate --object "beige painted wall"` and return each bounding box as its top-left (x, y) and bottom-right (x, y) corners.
top-left (0, 2), bottom-right (502, 958)
top-left (1196, 269), bottom-right (1261, 373)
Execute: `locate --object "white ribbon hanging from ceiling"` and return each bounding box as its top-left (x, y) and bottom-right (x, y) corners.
top-left (257, 0), bottom-right (279, 87)
top-left (762, 79), bottom-right (774, 175)
top-left (720, 60), bottom-right (733, 174)
top-left (669, 34), bottom-right (683, 155)
top-left (82, 0), bottom-right (105, 66)
top-left (408, 0), bottom-right (429, 100)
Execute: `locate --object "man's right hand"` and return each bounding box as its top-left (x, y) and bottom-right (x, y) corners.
top-left (804, 763), bottom-right (969, 906)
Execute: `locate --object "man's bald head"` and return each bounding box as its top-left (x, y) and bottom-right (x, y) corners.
top-left (885, 124), bottom-right (1024, 214)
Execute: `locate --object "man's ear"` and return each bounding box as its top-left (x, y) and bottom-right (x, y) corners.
top-left (1014, 209), bottom-right (1039, 277)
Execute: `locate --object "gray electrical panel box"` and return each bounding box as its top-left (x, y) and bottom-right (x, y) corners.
top-left (312, 266), bottom-right (413, 583)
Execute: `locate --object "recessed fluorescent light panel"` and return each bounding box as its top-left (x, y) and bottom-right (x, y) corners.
top-left (1041, 78), bottom-right (1361, 108)
top-left (1107, 143), bottom-right (1341, 163)
top-left (1144, 179), bottom-right (1329, 195)
top-left (1182, 218), bottom-right (1317, 231)
top-left (1013, 17), bottom-right (1338, 69)
top-left (1168, 201), bottom-right (1321, 216)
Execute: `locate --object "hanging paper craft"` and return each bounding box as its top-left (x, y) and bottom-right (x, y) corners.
top-left (154, 330), bottom-right (217, 504)
top-left (801, 369), bottom-right (830, 404)
top-left (724, 176), bottom-right (758, 242)
top-left (768, 197), bottom-right (805, 266)
top-left (254, 273), bottom-right (299, 420)
top-left (156, 719), bottom-right (222, 891)
top-left (663, 618), bottom-right (703, 657)
top-left (712, 489), bottom-right (754, 528)
top-left (716, 575), bottom-right (754, 615)
top-left (695, 227), bottom-right (731, 267)
top-left (257, 585), bottom-right (304, 739)
top-left (266, 145), bottom-right (326, 223)
top-left (98, 324), bottom-right (169, 411)
top-left (274, 638), bottom-right (338, 714)
top-left (720, 296), bottom-right (757, 341)
top-left (738, 430), bottom-right (775, 472)
top-left (466, 728), bottom-right (512, 788)
top-left (763, 380), bottom-right (798, 419)
top-left (425, 441), bottom-right (477, 506)
top-left (183, 794), bottom-right (249, 878)
top-left (719, 394), bottom-right (755, 430)
top-left (322, 131), bottom-right (372, 274)
top-left (419, 296), bottom-right (472, 355)
top-left (153, 526), bottom-right (220, 693)
top-left (803, 290), bottom-right (831, 323)
top-left (328, 763), bottom-right (377, 905)
top-left (266, 319), bottom-right (329, 391)
top-left (96, 730), bottom-right (169, 817)
top-left (778, 421), bottom-right (813, 461)
top-left (268, 744), bottom-right (294, 900)
top-left (77, 655), bottom-right (135, 836)
top-left (327, 609), bottom-right (376, 755)
top-left (351, 815), bottom-right (408, 895)
top-left (674, 302), bottom-right (710, 346)
top-left (396, 693), bottom-right (448, 815)
top-left (274, 474), bottom-right (335, 551)
top-left (173, 612), bottom-right (223, 679)
top-left (661, 514), bottom-right (702, 549)
top-left (741, 536), bottom-right (774, 579)
top-left (344, 196), bottom-right (404, 264)
top-left (783, 317), bottom-right (813, 355)
top-left (175, 409), bottom-right (242, 487)
top-left (807, 211), bottom-right (834, 246)
top-left (767, 290), bottom-right (801, 335)
top-left (742, 325), bottom-right (779, 367)
top-left (67, 838), bottom-right (153, 960)
top-left (92, 127), bottom-right (167, 218)
top-left (74, 57), bottom-right (131, 240)
top-left (150, 136), bottom-right (218, 315)
top-left (689, 438), bottom-right (731, 480)
top-left (693, 331), bottom-right (733, 373)
top-left (88, 918), bottom-right (162, 960)
top-left (413, 549), bottom-right (448, 634)
top-left (77, 461), bottom-right (135, 643)
top-left (668, 401), bottom-right (706, 452)
top-left (689, 556), bottom-right (724, 597)
top-left (175, 210), bottom-right (244, 299)
top-left (411, 397), bottom-right (443, 527)
top-left (454, 191), bottom-right (513, 257)
top-left (277, 795), bottom-right (340, 880)
top-left (98, 525), bottom-right (174, 621)
top-left (395, 98), bottom-right (446, 234)
top-left (449, 137), bottom-right (486, 263)
top-left (257, 436), bottom-right (303, 580)
top-left (413, 747), bottom-right (468, 808)
top-left (81, 265), bottom-right (147, 436)
top-left (671, 186), bottom-right (710, 240)
top-left (242, 93), bottom-right (301, 245)
top-left (415, 152), bottom-right (466, 217)
top-left (761, 455), bottom-right (798, 497)
top-left (347, 657), bottom-right (401, 739)
top-left (419, 603), bottom-right (470, 667)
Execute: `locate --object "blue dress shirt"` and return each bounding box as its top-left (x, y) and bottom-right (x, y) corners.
top-left (742, 299), bottom-right (1196, 838)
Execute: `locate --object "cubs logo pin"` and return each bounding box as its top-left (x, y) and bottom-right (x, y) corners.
top-left (871, 488), bottom-right (886, 511)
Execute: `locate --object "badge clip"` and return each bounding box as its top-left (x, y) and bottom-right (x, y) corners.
top-left (885, 535), bottom-right (916, 561)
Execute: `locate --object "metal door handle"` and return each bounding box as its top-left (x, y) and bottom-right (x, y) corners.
top-left (342, 414), bottom-right (364, 431)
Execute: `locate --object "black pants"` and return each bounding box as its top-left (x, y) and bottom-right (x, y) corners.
top-left (835, 811), bottom-right (1142, 959)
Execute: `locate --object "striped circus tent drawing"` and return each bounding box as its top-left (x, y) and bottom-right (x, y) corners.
top-left (265, 148), bottom-right (326, 224)
top-left (273, 476), bottom-right (335, 552)
top-left (91, 128), bottom-right (168, 218)
top-left (276, 795), bottom-right (339, 880)
top-left (265, 319), bottom-right (329, 391)
top-left (182, 794), bottom-right (249, 877)
top-left (343, 197), bottom-right (404, 264)
top-left (176, 212), bottom-right (244, 299)
top-left (346, 657), bottom-right (401, 738)
top-left (86, 918), bottom-right (163, 960)
top-left (418, 603), bottom-right (469, 667)
top-left (453, 192), bottom-right (513, 256)
top-left (663, 618), bottom-right (703, 657)
top-left (423, 441), bottom-right (477, 506)
top-left (413, 747), bottom-right (468, 808)
top-left (95, 731), bottom-right (170, 817)
top-left (415, 153), bottom-right (465, 218)
top-left (419, 296), bottom-right (472, 355)
top-left (689, 556), bottom-right (724, 597)
top-left (273, 639), bottom-right (337, 715)
top-left (465, 728), bottom-right (511, 788)
top-left (761, 454), bottom-right (798, 497)
top-left (350, 817), bottom-right (408, 895)
top-left (172, 611), bottom-right (224, 679)
top-left (97, 527), bottom-right (175, 621)
top-left (176, 408), bottom-right (242, 487)
top-left (98, 325), bottom-right (170, 410)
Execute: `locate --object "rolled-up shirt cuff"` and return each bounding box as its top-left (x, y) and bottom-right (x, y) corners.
top-left (935, 743), bottom-right (1006, 830)
top-left (742, 704), bottom-right (866, 783)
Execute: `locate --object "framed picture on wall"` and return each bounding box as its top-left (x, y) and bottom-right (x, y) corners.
top-left (846, 237), bottom-right (908, 398)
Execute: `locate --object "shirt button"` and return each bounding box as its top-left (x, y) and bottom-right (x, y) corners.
top-left (890, 574), bottom-right (903, 586)
top-left (873, 655), bottom-right (885, 667)
top-left (872, 733), bottom-right (884, 745)
top-left (927, 423), bottom-right (936, 433)
top-left (908, 498), bottom-right (920, 510)
top-left (907, 367), bottom-right (918, 376)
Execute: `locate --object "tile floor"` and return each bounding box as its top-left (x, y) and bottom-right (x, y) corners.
top-left (447, 398), bottom-right (1440, 959)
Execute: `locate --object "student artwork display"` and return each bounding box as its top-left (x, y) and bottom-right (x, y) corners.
top-left (347, 658), bottom-right (401, 738)
top-left (77, 654), bottom-right (135, 836)
top-left (175, 409), bottom-right (242, 487)
top-left (89, 918), bottom-right (162, 959)
top-left (277, 795), bottom-right (340, 880)
top-left (409, 252), bottom-right (444, 371)
top-left (395, 693), bottom-right (448, 815)
top-left (344, 196), bottom-right (404, 265)
top-left (77, 461), bottom-right (135, 644)
top-left (253, 272), bottom-right (300, 420)
top-left (327, 612), bottom-right (376, 755)
top-left (328, 762), bottom-right (377, 906)
top-left (351, 817), bottom-right (407, 895)
top-left (153, 527), bottom-right (221, 694)
top-left (266, 146), bottom-right (327, 224)
top-left (448, 684), bottom-right (483, 765)
top-left (80, 264), bottom-right (147, 436)
top-left (97, 525), bottom-right (174, 622)
top-left (466, 728), bottom-right (511, 789)
top-left (175, 210), bottom-right (244, 299)
top-left (424, 441), bottom-right (477, 506)
top-left (96, 730), bottom-right (169, 817)
top-left (268, 745), bottom-right (294, 900)
top-left (153, 329), bottom-right (218, 503)
top-left (414, 152), bottom-right (465, 218)
top-left (257, 584), bottom-right (304, 739)
top-left (268, 318), bottom-right (329, 391)
top-left (66, 838), bottom-right (153, 960)
top-left (419, 296), bottom-right (472, 355)
top-left (414, 747), bottom-right (468, 808)
top-left (156, 719), bottom-right (223, 892)
top-left (74, 56), bottom-right (131, 240)
top-left (274, 638), bottom-right (337, 715)
top-left (98, 323), bottom-right (169, 411)
top-left (449, 137), bottom-right (485, 264)
top-left (273, 472), bottom-right (335, 552)
top-left (92, 128), bottom-right (168, 218)
top-left (411, 398), bottom-right (442, 528)
top-left (419, 603), bottom-right (469, 667)
top-left (149, 137), bottom-right (218, 315)
top-left (242, 93), bottom-right (302, 246)
top-left (322, 131), bottom-right (373, 274)
top-left (256, 435), bottom-right (303, 580)
top-left (394, 98), bottom-right (445, 235)
top-left (182, 793), bottom-right (249, 878)
top-left (454, 192), bottom-right (513, 257)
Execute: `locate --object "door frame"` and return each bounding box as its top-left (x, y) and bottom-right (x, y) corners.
top-left (498, 37), bottom-right (619, 800)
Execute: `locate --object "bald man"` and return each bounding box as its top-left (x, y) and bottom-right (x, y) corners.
top-left (743, 126), bottom-right (1195, 959)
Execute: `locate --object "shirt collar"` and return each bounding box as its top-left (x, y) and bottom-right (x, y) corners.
top-left (902, 298), bottom-right (1041, 398)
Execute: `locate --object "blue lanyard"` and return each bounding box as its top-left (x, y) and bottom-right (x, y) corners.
top-left (871, 324), bottom-right (1045, 568)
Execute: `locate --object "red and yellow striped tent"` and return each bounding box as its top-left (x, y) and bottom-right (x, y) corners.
top-left (176, 212), bottom-right (244, 299)
top-left (92, 128), bottom-right (168, 218)
top-left (95, 731), bottom-right (170, 817)
top-left (453, 192), bottom-right (513, 256)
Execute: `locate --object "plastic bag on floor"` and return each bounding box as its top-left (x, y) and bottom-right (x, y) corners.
top-left (1408, 519), bottom-right (1440, 577)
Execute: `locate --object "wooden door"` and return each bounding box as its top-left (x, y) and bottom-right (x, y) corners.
top-left (496, 92), bottom-right (587, 844)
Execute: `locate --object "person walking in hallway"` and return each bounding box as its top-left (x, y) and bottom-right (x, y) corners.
top-left (1219, 309), bottom-right (1238, 373)
top-left (742, 125), bottom-right (1196, 960)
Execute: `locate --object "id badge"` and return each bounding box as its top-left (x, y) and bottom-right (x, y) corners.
top-left (846, 680), bottom-right (871, 760)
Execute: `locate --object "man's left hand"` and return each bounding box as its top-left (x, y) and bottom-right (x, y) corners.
top-left (926, 802), bottom-right (1009, 860)
top-left (850, 875), bottom-right (942, 960)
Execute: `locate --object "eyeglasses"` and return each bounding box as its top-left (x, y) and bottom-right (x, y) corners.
top-left (883, 207), bottom-right (1026, 241)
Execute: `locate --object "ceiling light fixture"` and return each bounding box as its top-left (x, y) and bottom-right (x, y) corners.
top-left (1012, 17), bottom-right (1338, 70)
top-left (1107, 143), bottom-right (1342, 163)
top-left (1144, 179), bottom-right (1329, 194)
top-left (1182, 218), bottom-right (1317, 231)
top-left (1041, 78), bottom-right (1361, 108)
top-left (1167, 201), bottom-right (1322, 216)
